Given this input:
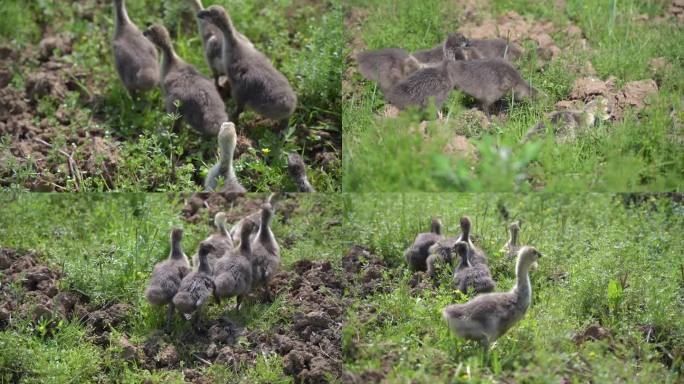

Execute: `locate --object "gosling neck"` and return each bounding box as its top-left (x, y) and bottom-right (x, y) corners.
top-left (445, 60), bottom-right (463, 88)
top-left (239, 227), bottom-right (252, 254)
top-left (170, 237), bottom-right (184, 260)
top-left (158, 40), bottom-right (181, 78)
top-left (220, 138), bottom-right (237, 182)
top-left (114, 0), bottom-right (132, 31)
top-left (216, 15), bottom-right (244, 63)
top-left (431, 220), bottom-right (441, 235)
top-left (190, 0), bottom-right (204, 12)
top-left (258, 208), bottom-right (272, 243)
top-left (198, 253), bottom-right (211, 274)
top-left (294, 176), bottom-right (313, 193)
top-left (458, 248), bottom-right (470, 269)
top-left (514, 258), bottom-right (532, 304)
top-left (510, 229), bottom-right (518, 247)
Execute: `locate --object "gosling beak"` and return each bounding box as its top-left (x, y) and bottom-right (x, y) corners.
top-left (196, 10), bottom-right (208, 19)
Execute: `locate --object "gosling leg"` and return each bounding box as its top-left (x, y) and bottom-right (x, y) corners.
top-left (233, 103), bottom-right (244, 123)
top-left (164, 303), bottom-right (175, 333)
top-left (263, 285), bottom-right (273, 303)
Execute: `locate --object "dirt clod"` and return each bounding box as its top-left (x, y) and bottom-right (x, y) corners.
top-left (572, 324), bottom-right (612, 344)
top-left (156, 344), bottom-right (180, 368)
top-left (38, 34), bottom-right (73, 61)
top-left (119, 336), bottom-right (141, 363)
top-left (570, 77), bottom-right (609, 100)
top-left (87, 303), bottom-right (132, 333)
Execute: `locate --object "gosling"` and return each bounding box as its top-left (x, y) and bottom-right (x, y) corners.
top-left (173, 241), bottom-right (215, 323)
top-left (452, 241), bottom-right (495, 295)
top-left (187, 0), bottom-right (226, 91)
top-left (111, 0), bottom-right (159, 98)
top-left (143, 24), bottom-right (228, 137)
top-left (213, 219), bottom-right (255, 310)
top-left (426, 235), bottom-right (459, 278)
top-left (522, 97), bottom-right (610, 143)
top-left (144, 228), bottom-right (191, 332)
top-left (204, 122), bottom-right (247, 194)
top-left (287, 153), bottom-right (315, 192)
top-left (384, 34), bottom-right (473, 110)
top-left (404, 218), bottom-right (444, 272)
top-left (192, 212), bottom-right (233, 270)
top-left (197, 6), bottom-right (297, 131)
top-left (357, 48), bottom-right (424, 93)
top-left (250, 202), bottom-right (281, 302)
top-left (500, 221), bottom-right (521, 260)
top-left (442, 246), bottom-right (542, 350)
top-left (387, 51), bottom-right (536, 115)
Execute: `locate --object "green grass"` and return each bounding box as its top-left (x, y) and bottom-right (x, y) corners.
top-left (0, 192), bottom-right (346, 382)
top-left (341, 193), bottom-right (684, 382)
top-left (0, 0), bottom-right (342, 192)
top-left (343, 0), bottom-right (684, 191)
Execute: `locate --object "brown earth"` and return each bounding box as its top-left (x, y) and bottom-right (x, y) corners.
top-left (566, 76), bottom-right (659, 120)
top-left (0, 247), bottom-right (131, 339)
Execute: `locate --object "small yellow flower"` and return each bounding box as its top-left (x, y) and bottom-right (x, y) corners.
top-left (262, 148), bottom-right (270, 155)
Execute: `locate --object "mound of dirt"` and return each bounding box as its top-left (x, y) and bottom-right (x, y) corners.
top-left (0, 247), bottom-right (64, 324)
top-left (668, 0), bottom-right (684, 22)
top-left (572, 323), bottom-right (612, 344)
top-left (458, 10), bottom-right (574, 61)
top-left (0, 247), bottom-right (137, 346)
top-left (0, 35), bottom-right (122, 191)
top-left (565, 76), bottom-right (659, 120)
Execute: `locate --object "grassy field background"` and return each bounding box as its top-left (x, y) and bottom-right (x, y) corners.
top-left (0, 193), bottom-right (346, 382)
top-left (0, 193), bottom-right (682, 382)
top-left (343, 0), bottom-right (684, 192)
top-left (0, 0), bottom-right (342, 192)
top-left (341, 193), bottom-right (683, 382)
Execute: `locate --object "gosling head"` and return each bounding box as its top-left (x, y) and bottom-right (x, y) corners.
top-left (443, 32), bottom-right (469, 61)
top-left (239, 219), bottom-right (256, 251)
top-left (261, 202), bottom-right (274, 220)
top-left (142, 24), bottom-right (172, 49)
top-left (196, 5), bottom-right (232, 31)
top-left (431, 218), bottom-right (442, 235)
top-left (516, 246), bottom-right (542, 271)
top-left (198, 241), bottom-right (215, 256)
top-left (214, 211), bottom-right (227, 229)
top-left (171, 227), bottom-right (184, 243)
top-left (459, 216), bottom-right (472, 239)
top-left (187, 0), bottom-right (204, 12)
